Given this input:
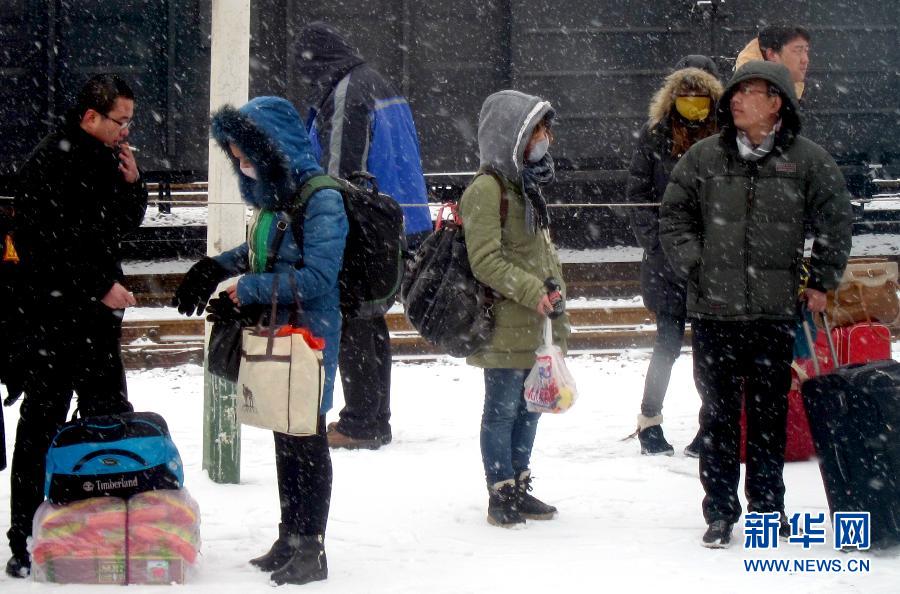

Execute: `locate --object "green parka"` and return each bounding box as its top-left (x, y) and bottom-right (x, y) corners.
top-left (659, 61), bottom-right (853, 321)
top-left (460, 91), bottom-right (570, 368)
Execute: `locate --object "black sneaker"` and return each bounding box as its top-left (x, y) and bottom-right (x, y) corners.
top-left (702, 520), bottom-right (733, 549)
top-left (683, 433), bottom-right (704, 458)
top-left (515, 471), bottom-right (558, 520)
top-left (487, 480), bottom-right (525, 528)
top-left (778, 512), bottom-right (798, 540)
top-left (638, 425), bottom-right (675, 456)
top-left (5, 554), bottom-right (30, 579)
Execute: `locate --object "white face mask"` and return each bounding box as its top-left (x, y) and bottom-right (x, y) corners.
top-left (240, 163), bottom-right (258, 180)
top-left (526, 138), bottom-right (549, 163)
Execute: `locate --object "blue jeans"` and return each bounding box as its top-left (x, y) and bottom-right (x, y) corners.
top-left (480, 368), bottom-right (541, 486)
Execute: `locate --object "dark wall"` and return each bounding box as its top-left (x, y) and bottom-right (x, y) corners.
top-left (2, 0), bottom-right (898, 198)
top-left (0, 0), bottom-right (210, 179)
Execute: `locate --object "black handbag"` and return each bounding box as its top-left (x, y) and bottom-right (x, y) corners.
top-left (401, 171), bottom-right (508, 357)
top-left (207, 318), bottom-right (243, 382)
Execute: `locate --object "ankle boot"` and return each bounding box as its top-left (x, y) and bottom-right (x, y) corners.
top-left (270, 534), bottom-right (328, 586)
top-left (487, 479), bottom-right (525, 528)
top-left (5, 553), bottom-right (30, 579)
top-left (636, 414), bottom-right (674, 456)
top-left (515, 470), bottom-right (558, 520)
top-left (249, 523), bottom-right (295, 571)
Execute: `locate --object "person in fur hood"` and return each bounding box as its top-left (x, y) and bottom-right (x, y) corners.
top-left (172, 96), bottom-right (348, 585)
top-left (626, 56), bottom-right (723, 457)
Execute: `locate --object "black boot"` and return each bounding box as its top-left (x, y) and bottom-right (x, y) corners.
top-left (5, 553), bottom-right (30, 579)
top-left (487, 480), bottom-right (525, 528)
top-left (515, 470), bottom-right (558, 520)
top-left (683, 431), bottom-right (704, 458)
top-left (249, 523), bottom-right (295, 571)
top-left (636, 414), bottom-right (674, 456)
top-left (270, 534), bottom-right (328, 586)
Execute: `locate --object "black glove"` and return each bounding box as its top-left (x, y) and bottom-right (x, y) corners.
top-left (544, 277), bottom-right (565, 320)
top-left (172, 257), bottom-right (229, 316)
top-left (205, 292), bottom-right (258, 326)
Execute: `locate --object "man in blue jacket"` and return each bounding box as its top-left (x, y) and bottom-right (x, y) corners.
top-left (295, 22), bottom-right (432, 450)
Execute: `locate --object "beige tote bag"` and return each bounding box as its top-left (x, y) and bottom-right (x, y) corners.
top-left (236, 276), bottom-right (325, 436)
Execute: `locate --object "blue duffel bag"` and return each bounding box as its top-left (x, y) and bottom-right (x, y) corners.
top-left (45, 411), bottom-right (183, 505)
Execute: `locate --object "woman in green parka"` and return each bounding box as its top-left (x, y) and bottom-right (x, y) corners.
top-left (460, 90), bottom-right (570, 528)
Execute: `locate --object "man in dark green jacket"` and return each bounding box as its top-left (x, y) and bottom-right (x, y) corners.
top-left (659, 61), bottom-right (852, 548)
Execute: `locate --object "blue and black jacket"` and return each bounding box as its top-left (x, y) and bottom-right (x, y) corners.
top-left (295, 22), bottom-right (433, 243)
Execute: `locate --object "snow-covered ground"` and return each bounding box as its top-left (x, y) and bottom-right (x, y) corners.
top-left (3, 344), bottom-right (899, 593)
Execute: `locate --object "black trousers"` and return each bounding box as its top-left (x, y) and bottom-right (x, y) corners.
top-left (692, 318), bottom-right (794, 525)
top-left (274, 417), bottom-right (332, 535)
top-left (8, 309), bottom-right (131, 557)
top-left (335, 316), bottom-right (391, 440)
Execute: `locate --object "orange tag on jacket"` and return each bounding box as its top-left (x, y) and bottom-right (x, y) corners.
top-left (2, 234), bottom-right (18, 263)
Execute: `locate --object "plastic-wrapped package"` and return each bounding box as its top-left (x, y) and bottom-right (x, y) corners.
top-left (31, 496), bottom-right (127, 584)
top-left (30, 489), bottom-right (201, 584)
top-left (127, 489), bottom-right (201, 584)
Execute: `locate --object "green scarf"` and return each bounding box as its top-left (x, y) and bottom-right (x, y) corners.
top-left (250, 210), bottom-right (276, 273)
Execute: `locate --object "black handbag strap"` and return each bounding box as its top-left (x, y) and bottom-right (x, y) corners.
top-left (256, 273), bottom-right (305, 356)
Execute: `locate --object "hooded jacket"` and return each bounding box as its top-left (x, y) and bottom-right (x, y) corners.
top-left (627, 67), bottom-right (724, 315)
top-left (295, 22), bottom-right (432, 241)
top-left (659, 61), bottom-right (852, 322)
top-left (210, 96), bottom-right (348, 412)
top-left (460, 90), bottom-right (569, 369)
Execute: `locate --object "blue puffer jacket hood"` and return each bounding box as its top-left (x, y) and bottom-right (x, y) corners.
top-left (211, 96), bottom-right (323, 210)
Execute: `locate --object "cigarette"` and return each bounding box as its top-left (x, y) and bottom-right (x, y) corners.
top-left (128, 146), bottom-right (140, 152)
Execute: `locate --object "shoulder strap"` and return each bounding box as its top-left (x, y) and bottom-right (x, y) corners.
top-left (474, 169), bottom-right (509, 227)
top-left (299, 174), bottom-right (343, 204)
top-left (274, 175), bottom-right (344, 271)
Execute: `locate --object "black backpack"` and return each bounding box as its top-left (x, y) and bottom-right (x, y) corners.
top-left (401, 171), bottom-right (507, 357)
top-left (289, 172), bottom-right (406, 318)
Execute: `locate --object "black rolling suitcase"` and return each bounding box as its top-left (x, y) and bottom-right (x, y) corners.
top-left (800, 314), bottom-right (900, 549)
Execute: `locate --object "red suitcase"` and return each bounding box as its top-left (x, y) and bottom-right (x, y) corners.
top-left (739, 322), bottom-right (892, 463)
top-left (830, 322), bottom-right (891, 365)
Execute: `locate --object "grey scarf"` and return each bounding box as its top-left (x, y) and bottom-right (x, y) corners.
top-left (521, 153), bottom-right (554, 232)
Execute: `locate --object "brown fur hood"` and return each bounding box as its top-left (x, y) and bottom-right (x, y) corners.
top-left (647, 67), bottom-right (724, 127)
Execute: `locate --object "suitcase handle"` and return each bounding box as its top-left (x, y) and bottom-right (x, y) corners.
top-left (72, 448), bottom-right (148, 472)
top-left (801, 307), bottom-right (839, 376)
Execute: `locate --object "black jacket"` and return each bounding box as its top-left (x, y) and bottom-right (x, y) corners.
top-left (627, 120), bottom-right (688, 316)
top-left (626, 66), bottom-right (723, 316)
top-left (15, 117), bottom-right (147, 320)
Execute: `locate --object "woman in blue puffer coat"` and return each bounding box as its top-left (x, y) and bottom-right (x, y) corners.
top-left (173, 96), bottom-right (347, 586)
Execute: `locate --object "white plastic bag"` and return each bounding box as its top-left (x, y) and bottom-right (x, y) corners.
top-left (524, 318), bottom-right (578, 413)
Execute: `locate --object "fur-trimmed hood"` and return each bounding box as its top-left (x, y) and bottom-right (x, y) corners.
top-left (648, 67), bottom-right (724, 127)
top-left (210, 96), bottom-right (323, 211)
